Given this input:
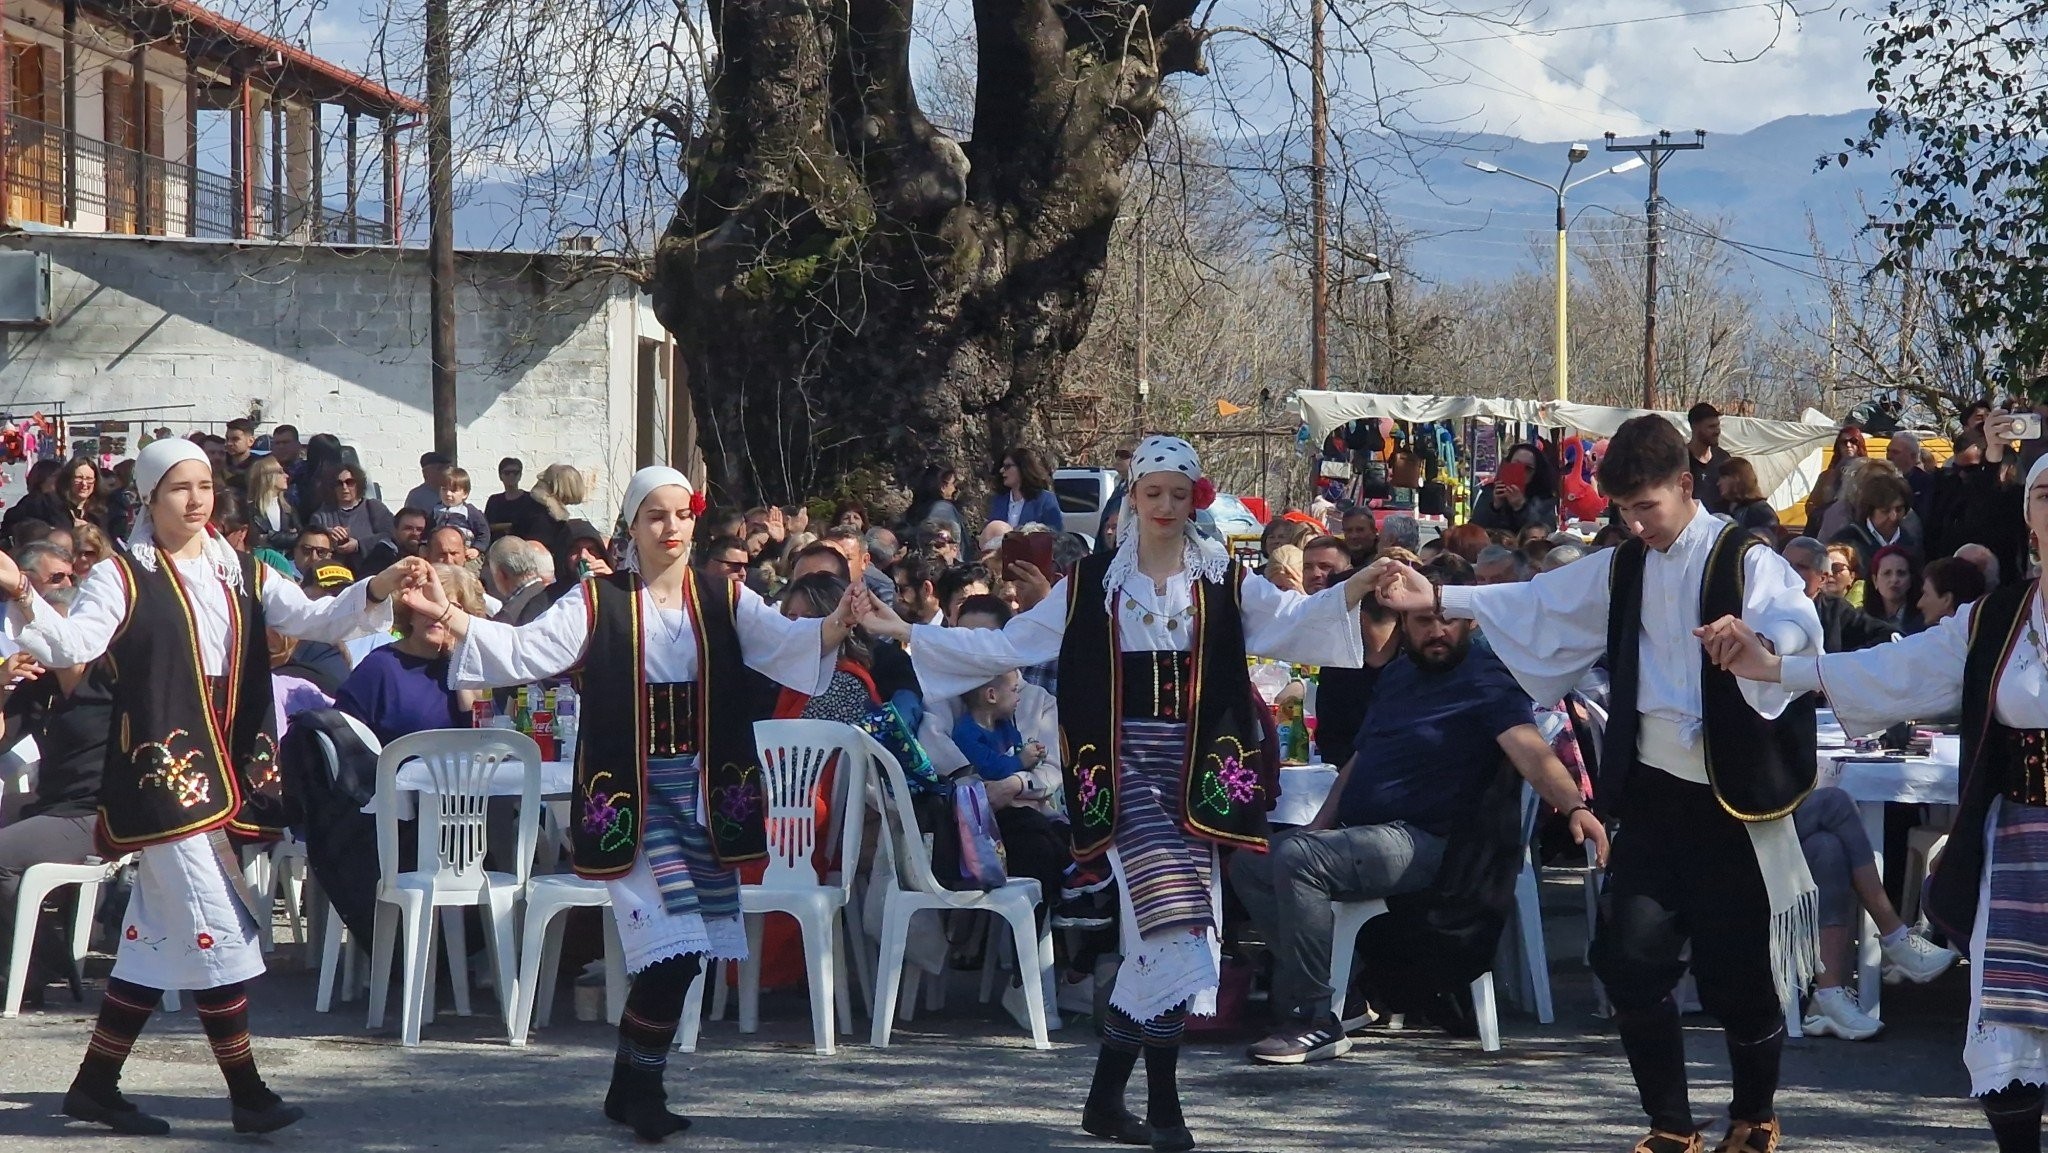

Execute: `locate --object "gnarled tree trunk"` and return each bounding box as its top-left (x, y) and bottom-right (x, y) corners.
top-left (651, 0), bottom-right (1204, 510)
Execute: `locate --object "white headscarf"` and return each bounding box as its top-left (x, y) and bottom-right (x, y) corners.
top-left (127, 437), bottom-right (244, 591)
top-left (1103, 434), bottom-right (1229, 613)
top-left (617, 466), bottom-right (695, 573)
top-left (2027, 453), bottom-right (2048, 493)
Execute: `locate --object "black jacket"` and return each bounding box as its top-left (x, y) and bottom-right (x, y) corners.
top-left (1927, 463), bottom-right (2025, 582)
top-left (1813, 593), bottom-right (1898, 654)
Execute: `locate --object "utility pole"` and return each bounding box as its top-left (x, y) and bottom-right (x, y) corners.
top-left (425, 0), bottom-right (458, 458)
top-left (1605, 129), bottom-right (1706, 411)
top-left (1308, 0), bottom-right (1329, 394)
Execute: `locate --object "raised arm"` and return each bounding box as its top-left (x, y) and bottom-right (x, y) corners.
top-left (1239, 573), bottom-right (1365, 668)
top-left (441, 583), bottom-right (596, 690)
top-left (7, 560), bottom-right (129, 668)
top-left (863, 579), bottom-right (1067, 700)
top-left (1378, 552), bottom-right (1615, 707)
top-left (732, 580), bottom-right (840, 696)
top-left (1698, 603), bottom-right (1969, 738)
top-left (260, 558), bottom-right (419, 644)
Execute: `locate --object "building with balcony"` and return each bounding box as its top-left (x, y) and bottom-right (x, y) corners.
top-left (0, 1), bottom-right (689, 522)
top-left (1, 0), bottom-right (416, 242)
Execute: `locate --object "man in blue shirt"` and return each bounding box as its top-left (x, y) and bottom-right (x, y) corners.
top-left (1231, 557), bottom-right (1606, 1065)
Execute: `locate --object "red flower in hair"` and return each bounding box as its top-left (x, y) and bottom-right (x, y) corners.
top-left (688, 490), bottom-right (708, 518)
top-left (1191, 477), bottom-right (1217, 510)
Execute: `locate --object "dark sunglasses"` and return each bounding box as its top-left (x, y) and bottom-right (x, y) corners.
top-left (335, 476), bottom-right (360, 487)
top-left (43, 570), bottom-right (74, 584)
top-left (301, 545), bottom-right (334, 558)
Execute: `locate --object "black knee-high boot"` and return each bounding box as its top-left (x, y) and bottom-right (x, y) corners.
top-left (1140, 1004), bottom-right (1192, 1153)
top-left (194, 982), bottom-right (303, 1133)
top-left (1724, 1017), bottom-right (1784, 1125)
top-left (64, 977), bottom-right (170, 1136)
top-left (606, 955), bottom-right (700, 1142)
top-left (1082, 1008), bottom-right (1148, 1146)
top-left (1614, 999), bottom-right (1695, 1141)
top-left (1985, 1082), bottom-right (2045, 1153)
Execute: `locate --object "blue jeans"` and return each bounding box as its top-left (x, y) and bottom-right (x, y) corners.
top-left (1229, 822), bottom-right (1445, 1020)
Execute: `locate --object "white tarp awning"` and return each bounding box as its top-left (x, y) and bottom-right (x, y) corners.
top-left (1294, 391), bottom-right (1838, 504)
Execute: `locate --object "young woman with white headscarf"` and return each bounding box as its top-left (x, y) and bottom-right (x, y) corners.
top-left (0, 437), bottom-right (424, 1135)
top-left (1700, 412), bottom-right (2048, 1153)
top-left (399, 465), bottom-right (857, 1141)
top-left (859, 436), bottom-right (1378, 1152)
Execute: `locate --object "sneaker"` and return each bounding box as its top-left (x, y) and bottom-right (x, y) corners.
top-left (1881, 931), bottom-right (1960, 984)
top-left (1801, 988), bottom-right (1882, 1041)
top-left (1246, 1014), bottom-right (1353, 1064)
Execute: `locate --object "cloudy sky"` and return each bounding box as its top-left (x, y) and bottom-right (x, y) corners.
top-left (1200, 0), bottom-right (1877, 143)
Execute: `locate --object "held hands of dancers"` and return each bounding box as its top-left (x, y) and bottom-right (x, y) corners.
top-left (853, 585), bottom-right (912, 642)
top-left (1360, 558), bottom-right (1436, 614)
top-left (396, 563), bottom-right (469, 639)
top-left (1693, 615), bottom-right (1782, 682)
top-left (819, 581), bottom-right (862, 651)
top-left (367, 556), bottom-right (436, 605)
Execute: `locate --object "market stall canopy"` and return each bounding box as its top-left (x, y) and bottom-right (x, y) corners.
top-left (1293, 391), bottom-right (1839, 510)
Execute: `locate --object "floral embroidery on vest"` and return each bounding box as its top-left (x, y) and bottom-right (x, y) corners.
top-left (581, 771), bottom-right (636, 854)
top-left (1194, 738), bottom-right (1262, 818)
top-left (134, 729), bottom-right (213, 809)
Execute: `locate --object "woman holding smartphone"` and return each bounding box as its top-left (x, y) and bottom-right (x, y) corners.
top-left (1470, 442), bottom-right (1560, 533)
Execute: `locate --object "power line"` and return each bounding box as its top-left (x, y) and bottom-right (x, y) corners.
top-left (1427, 3), bottom-right (1795, 48)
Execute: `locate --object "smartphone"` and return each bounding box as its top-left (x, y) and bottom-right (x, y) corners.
top-left (2012, 413), bottom-right (2043, 441)
top-left (1495, 461), bottom-right (1531, 491)
top-left (1000, 531), bottom-right (1058, 580)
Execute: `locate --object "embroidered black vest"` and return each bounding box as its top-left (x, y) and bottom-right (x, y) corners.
top-left (1056, 553), bottom-right (1270, 857)
top-left (570, 569), bottom-right (758, 878)
top-left (1601, 521), bottom-right (1817, 821)
top-left (99, 552), bottom-right (281, 851)
top-left (1925, 579), bottom-right (2032, 941)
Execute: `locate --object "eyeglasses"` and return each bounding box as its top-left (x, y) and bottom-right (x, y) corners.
top-left (1829, 563), bottom-right (1853, 575)
top-left (301, 546), bottom-right (334, 559)
top-left (929, 536), bottom-right (956, 547)
top-left (715, 558), bottom-right (749, 571)
top-left (335, 477), bottom-right (359, 488)
top-left (40, 570), bottom-right (73, 585)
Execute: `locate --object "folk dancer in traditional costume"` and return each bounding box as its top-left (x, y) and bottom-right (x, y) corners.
top-left (1374, 415), bottom-right (1825, 1153)
top-left (858, 436), bottom-right (1376, 1152)
top-left (1698, 415), bottom-right (2048, 1153)
top-left (398, 466), bottom-right (855, 1141)
top-left (0, 438), bottom-right (422, 1135)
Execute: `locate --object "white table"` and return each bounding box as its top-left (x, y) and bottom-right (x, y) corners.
top-left (1816, 746), bottom-right (1958, 1021)
top-left (1271, 764), bottom-right (1339, 827)
top-left (361, 759), bottom-right (573, 817)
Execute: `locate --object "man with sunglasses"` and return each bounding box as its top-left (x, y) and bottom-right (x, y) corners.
top-left (18, 541), bottom-right (77, 599)
top-left (1781, 536), bottom-right (1896, 655)
top-left (915, 520), bottom-right (962, 566)
top-left (698, 537), bottom-right (753, 584)
top-left (292, 528), bottom-right (337, 580)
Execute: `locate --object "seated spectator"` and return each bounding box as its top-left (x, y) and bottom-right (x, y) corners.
top-left (1717, 457), bottom-right (1780, 538)
top-left (1473, 545), bottom-right (1525, 585)
top-left (1865, 544), bottom-right (1923, 635)
top-left (773, 572), bottom-right (882, 723)
top-left (937, 563), bottom-right (995, 624)
top-left (1781, 537), bottom-right (1896, 654)
top-left (335, 563), bottom-right (482, 745)
top-left (14, 541), bottom-right (75, 603)
top-left (1438, 522), bottom-right (1490, 564)
top-left (1230, 558), bottom-right (1603, 1064)
top-left (269, 628), bottom-right (339, 725)
top-left (915, 519), bottom-right (963, 568)
top-left (977, 520), bottom-right (1012, 563)
top-left (1340, 509), bottom-right (1380, 567)
top-left (70, 522), bottom-right (109, 578)
top-left (1794, 787), bottom-right (1957, 1039)
top-left (1469, 443), bottom-right (1559, 533)
top-left (1538, 543), bottom-right (1587, 571)
top-left (789, 540), bottom-right (851, 584)
top-left (865, 526), bottom-right (899, 571)
top-left (1829, 469), bottom-right (1914, 575)
top-left (822, 525), bottom-right (896, 609)
top-left (485, 535), bottom-right (554, 626)
top-left (310, 461), bottom-right (396, 578)
top-left (1954, 542), bottom-right (2001, 592)
top-left (1826, 542), bottom-right (1865, 608)
top-left (557, 519), bottom-right (615, 589)
top-left (697, 535), bottom-right (753, 582)
top-left (0, 585), bottom-right (96, 1007)
top-left (1918, 555), bottom-right (1988, 625)
top-left (425, 525), bottom-right (474, 569)
top-left (247, 455), bottom-right (302, 554)
top-left (951, 670), bottom-right (1046, 785)
top-left (293, 525), bottom-right (339, 577)
top-left (431, 466), bottom-right (490, 546)
top-left (890, 552), bottom-right (945, 628)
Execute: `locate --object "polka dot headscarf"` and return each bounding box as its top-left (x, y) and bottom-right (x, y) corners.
top-left (1130, 435), bottom-right (1202, 484)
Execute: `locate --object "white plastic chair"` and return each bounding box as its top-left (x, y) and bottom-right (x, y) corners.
top-left (863, 730), bottom-right (1051, 1049)
top-left (314, 717), bottom-right (385, 1013)
top-left (365, 729), bottom-right (541, 1046)
top-left (1325, 782), bottom-right (1552, 1053)
top-left (509, 881), bottom-right (627, 1044)
top-left (4, 855), bottom-right (124, 1017)
top-left (726, 720), bottom-right (867, 1055)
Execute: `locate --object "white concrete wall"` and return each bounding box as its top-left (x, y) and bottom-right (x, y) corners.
top-left (0, 232), bottom-right (654, 525)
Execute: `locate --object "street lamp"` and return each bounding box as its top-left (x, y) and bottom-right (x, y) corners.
top-left (1465, 147), bottom-right (1645, 402)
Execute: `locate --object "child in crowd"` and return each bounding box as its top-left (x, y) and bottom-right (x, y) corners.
top-left (951, 669), bottom-right (1046, 784)
top-left (432, 467), bottom-right (490, 546)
